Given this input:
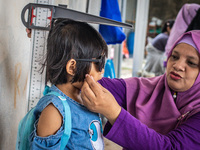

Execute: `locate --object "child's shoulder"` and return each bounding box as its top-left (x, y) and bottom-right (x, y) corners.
top-left (39, 94), bottom-right (64, 110)
top-left (35, 94), bottom-right (66, 120)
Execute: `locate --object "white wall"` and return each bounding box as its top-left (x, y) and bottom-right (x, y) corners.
top-left (0, 0), bottom-right (101, 149)
top-left (0, 0), bottom-right (32, 149)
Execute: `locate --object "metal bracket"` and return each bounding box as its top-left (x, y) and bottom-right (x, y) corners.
top-left (21, 3), bottom-right (132, 30)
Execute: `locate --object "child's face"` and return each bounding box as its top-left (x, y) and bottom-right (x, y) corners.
top-left (89, 62), bottom-right (104, 82)
top-left (166, 43), bottom-right (200, 92)
top-left (72, 62), bottom-right (104, 89)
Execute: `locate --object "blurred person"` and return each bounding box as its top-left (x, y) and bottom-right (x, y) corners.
top-left (143, 19), bottom-right (174, 76)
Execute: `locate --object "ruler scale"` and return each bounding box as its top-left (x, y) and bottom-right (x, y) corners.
top-left (28, 0), bottom-right (53, 110)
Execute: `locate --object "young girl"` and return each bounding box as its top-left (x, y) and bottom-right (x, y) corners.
top-left (29, 19), bottom-right (108, 149)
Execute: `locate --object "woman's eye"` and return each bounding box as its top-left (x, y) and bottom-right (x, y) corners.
top-left (188, 61), bottom-right (198, 67)
top-left (171, 55), bottom-right (178, 60)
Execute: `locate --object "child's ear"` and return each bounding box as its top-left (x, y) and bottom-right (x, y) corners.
top-left (66, 59), bottom-right (76, 76)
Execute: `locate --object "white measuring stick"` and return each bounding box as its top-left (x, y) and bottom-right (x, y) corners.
top-left (27, 0), bottom-right (53, 111)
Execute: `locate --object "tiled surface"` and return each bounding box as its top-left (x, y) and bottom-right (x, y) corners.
top-left (121, 58), bottom-right (133, 78)
top-left (104, 138), bottom-right (122, 150)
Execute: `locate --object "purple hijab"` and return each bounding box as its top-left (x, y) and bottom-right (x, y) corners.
top-left (165, 3), bottom-right (200, 56)
top-left (124, 30), bottom-right (200, 135)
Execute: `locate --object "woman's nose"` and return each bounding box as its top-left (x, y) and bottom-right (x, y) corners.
top-left (173, 60), bottom-right (185, 71)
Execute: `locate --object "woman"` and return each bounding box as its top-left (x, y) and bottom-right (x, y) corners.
top-left (81, 30), bottom-right (200, 149)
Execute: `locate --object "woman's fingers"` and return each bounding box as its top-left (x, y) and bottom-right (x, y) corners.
top-left (26, 28), bottom-right (31, 38)
top-left (81, 81), bottom-right (93, 104)
top-left (84, 74), bottom-right (102, 96)
top-left (81, 76), bottom-right (100, 112)
top-left (81, 75), bottom-right (122, 124)
top-left (81, 74), bottom-right (105, 112)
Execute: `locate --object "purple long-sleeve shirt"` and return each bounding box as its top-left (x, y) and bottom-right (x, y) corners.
top-left (99, 77), bottom-right (200, 150)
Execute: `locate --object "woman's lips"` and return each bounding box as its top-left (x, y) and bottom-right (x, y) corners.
top-left (170, 72), bottom-right (182, 80)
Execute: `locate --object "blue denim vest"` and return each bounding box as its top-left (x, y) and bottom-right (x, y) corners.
top-left (30, 85), bottom-right (104, 150)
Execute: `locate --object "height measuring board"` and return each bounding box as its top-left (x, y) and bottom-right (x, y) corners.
top-left (27, 0), bottom-right (53, 111)
top-left (22, 2), bottom-right (132, 111)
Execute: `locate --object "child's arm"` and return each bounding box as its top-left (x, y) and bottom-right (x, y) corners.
top-left (37, 103), bottom-right (62, 137)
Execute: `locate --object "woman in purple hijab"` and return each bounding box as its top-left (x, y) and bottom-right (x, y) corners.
top-left (81, 30), bottom-right (200, 150)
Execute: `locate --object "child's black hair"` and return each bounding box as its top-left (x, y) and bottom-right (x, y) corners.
top-left (42, 19), bottom-right (108, 85)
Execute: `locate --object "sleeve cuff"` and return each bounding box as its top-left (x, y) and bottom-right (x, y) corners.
top-left (103, 107), bottom-right (127, 138)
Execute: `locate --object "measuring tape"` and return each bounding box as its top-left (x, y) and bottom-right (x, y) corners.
top-left (27, 0), bottom-right (53, 110)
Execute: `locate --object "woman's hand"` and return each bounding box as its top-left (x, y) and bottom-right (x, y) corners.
top-left (81, 74), bottom-right (121, 125)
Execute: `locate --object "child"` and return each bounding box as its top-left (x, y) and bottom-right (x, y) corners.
top-left (29, 19), bottom-right (108, 149)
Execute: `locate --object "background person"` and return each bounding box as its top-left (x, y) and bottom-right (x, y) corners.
top-left (143, 19), bottom-right (174, 76)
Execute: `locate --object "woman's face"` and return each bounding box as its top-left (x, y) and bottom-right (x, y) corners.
top-left (166, 43), bottom-right (200, 92)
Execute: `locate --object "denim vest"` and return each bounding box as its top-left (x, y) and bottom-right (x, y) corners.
top-left (30, 85), bottom-right (104, 150)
